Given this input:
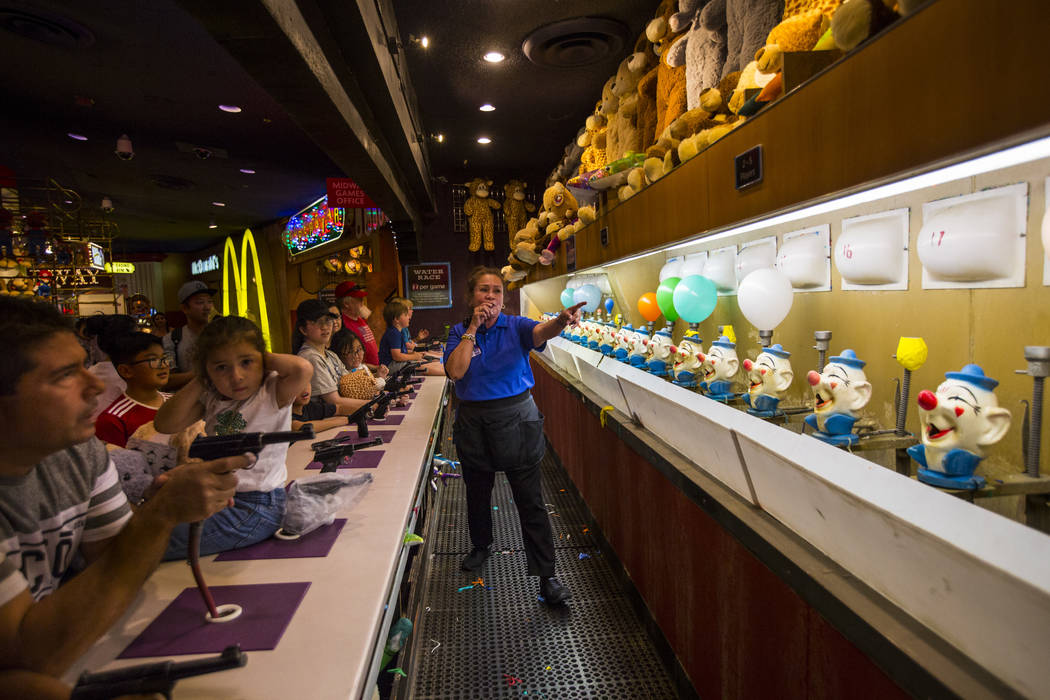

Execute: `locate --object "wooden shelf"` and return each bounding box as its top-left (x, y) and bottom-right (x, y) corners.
top-left (530, 0), bottom-right (1050, 279)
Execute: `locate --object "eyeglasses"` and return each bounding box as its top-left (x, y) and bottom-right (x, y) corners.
top-left (310, 317), bottom-right (335, 328)
top-left (126, 356), bottom-right (170, 369)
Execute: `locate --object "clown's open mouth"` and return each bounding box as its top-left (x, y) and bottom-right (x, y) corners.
top-left (703, 367), bottom-right (715, 379)
top-left (750, 380), bottom-right (762, 390)
top-left (814, 391), bottom-right (833, 410)
top-left (927, 422), bottom-right (953, 440)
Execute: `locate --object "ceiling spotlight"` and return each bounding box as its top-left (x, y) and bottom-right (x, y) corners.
top-left (115, 134), bottom-right (134, 160)
top-left (101, 196), bottom-right (114, 213)
top-left (67, 132), bottom-right (88, 141)
top-left (483, 51), bottom-right (505, 63)
top-left (432, 133), bottom-right (445, 143)
top-left (208, 219), bottom-right (218, 229)
top-left (477, 136), bottom-right (492, 144)
top-left (218, 105), bottom-right (242, 113)
top-left (421, 35), bottom-right (429, 48)
top-left (479, 104), bottom-right (495, 112)
top-left (239, 168), bottom-right (256, 174)
top-left (212, 201), bottom-right (226, 207)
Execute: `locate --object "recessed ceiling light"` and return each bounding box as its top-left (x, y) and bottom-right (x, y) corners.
top-left (208, 219), bottom-right (218, 229)
top-left (483, 51), bottom-right (505, 63)
top-left (67, 132), bottom-right (88, 141)
top-left (212, 201), bottom-right (226, 207)
top-left (421, 36), bottom-right (429, 48)
top-left (435, 133), bottom-right (445, 143)
top-left (239, 168), bottom-right (256, 174)
top-left (218, 105), bottom-right (242, 113)
top-left (479, 104), bottom-right (495, 112)
top-left (477, 137), bottom-right (492, 144)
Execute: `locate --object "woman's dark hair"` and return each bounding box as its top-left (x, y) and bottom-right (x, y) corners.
top-left (193, 315), bottom-right (266, 386)
top-left (329, 328), bottom-right (360, 356)
top-left (91, 315), bottom-right (140, 359)
top-left (0, 296), bottom-right (73, 396)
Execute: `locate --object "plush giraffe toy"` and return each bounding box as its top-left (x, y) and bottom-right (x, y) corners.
top-left (463, 178), bottom-right (500, 252)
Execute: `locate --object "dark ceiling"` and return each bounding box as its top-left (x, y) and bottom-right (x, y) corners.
top-left (396, 0), bottom-right (654, 185)
top-left (0, 0), bottom-right (654, 253)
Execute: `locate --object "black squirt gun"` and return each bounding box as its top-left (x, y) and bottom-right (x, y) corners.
top-left (183, 427), bottom-right (315, 620)
top-left (71, 644), bottom-right (246, 699)
top-left (308, 392), bottom-right (390, 472)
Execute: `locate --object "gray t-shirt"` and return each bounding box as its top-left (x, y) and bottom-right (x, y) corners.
top-left (0, 439), bottom-right (132, 605)
top-left (162, 326), bottom-right (200, 374)
top-left (298, 345), bottom-right (347, 397)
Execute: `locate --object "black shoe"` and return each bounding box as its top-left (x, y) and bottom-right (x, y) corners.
top-left (540, 577), bottom-right (572, 605)
top-left (461, 547), bottom-right (491, 571)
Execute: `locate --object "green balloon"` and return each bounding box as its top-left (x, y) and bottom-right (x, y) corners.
top-left (560, 288), bottom-right (575, 309)
top-left (656, 277), bottom-right (680, 323)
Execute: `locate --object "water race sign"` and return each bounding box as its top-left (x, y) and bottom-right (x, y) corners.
top-left (326, 178), bottom-right (378, 209)
top-left (405, 263), bottom-right (452, 309)
top-left (283, 196), bottom-right (345, 256)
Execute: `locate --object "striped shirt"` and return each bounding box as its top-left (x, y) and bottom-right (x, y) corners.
top-left (0, 439), bottom-right (132, 604)
top-left (95, 393), bottom-right (168, 448)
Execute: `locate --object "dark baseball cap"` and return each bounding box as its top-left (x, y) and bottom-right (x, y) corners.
top-left (334, 281), bottom-right (367, 299)
top-left (178, 280), bottom-right (217, 304)
top-left (296, 298), bottom-right (339, 322)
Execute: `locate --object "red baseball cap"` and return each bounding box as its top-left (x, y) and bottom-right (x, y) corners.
top-left (334, 281), bottom-right (367, 299)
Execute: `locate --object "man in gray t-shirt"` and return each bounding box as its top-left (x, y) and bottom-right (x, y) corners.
top-left (0, 297), bottom-right (249, 697)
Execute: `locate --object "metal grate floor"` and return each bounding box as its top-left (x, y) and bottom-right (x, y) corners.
top-left (401, 426), bottom-right (679, 699)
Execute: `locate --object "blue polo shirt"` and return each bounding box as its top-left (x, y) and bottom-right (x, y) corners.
top-left (443, 313), bottom-right (544, 401)
top-left (379, 326), bottom-right (405, 366)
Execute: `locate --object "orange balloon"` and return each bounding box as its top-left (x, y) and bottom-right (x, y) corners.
top-left (637, 292), bottom-right (661, 323)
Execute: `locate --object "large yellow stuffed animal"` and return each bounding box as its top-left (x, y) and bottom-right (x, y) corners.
top-left (462, 178), bottom-right (501, 252)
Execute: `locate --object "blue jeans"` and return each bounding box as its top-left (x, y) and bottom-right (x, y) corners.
top-left (163, 489), bottom-right (286, 561)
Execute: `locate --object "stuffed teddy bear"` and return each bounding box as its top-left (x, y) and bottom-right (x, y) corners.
top-left (670, 0), bottom-right (731, 111)
top-left (727, 57), bottom-right (776, 114)
top-left (830, 0), bottom-right (898, 51)
top-left (603, 39), bottom-right (654, 163)
top-left (577, 103), bottom-right (609, 174)
top-left (502, 180), bottom-right (536, 247)
top-left (462, 178), bottom-right (501, 252)
top-left (742, 8), bottom-right (830, 113)
top-left (723, 0), bottom-right (782, 77)
top-left (784, 0), bottom-right (842, 19)
top-left (646, 0), bottom-right (690, 142)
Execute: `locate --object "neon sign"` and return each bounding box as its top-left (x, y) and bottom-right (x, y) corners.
top-left (283, 196), bottom-right (345, 256)
top-left (223, 229), bottom-right (273, 351)
top-left (191, 254), bottom-right (219, 275)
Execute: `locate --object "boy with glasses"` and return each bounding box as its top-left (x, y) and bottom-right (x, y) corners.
top-left (95, 333), bottom-right (171, 447)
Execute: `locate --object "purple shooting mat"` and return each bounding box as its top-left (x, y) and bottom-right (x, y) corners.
top-left (305, 450), bottom-right (384, 470)
top-left (214, 519), bottom-right (346, 561)
top-left (334, 429), bottom-right (397, 444)
top-left (389, 400), bottom-right (413, 412)
top-left (119, 582), bottom-right (310, 658)
top-left (367, 413), bottom-right (404, 426)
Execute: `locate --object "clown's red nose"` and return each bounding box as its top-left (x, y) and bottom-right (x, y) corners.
top-left (670, 346), bottom-right (678, 354)
top-left (743, 359), bottom-right (753, 371)
top-left (807, 370), bottom-right (820, 386)
top-left (697, 353), bottom-right (706, 363)
top-left (917, 390), bottom-right (937, 410)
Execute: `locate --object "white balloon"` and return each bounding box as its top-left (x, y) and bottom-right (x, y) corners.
top-left (680, 252), bottom-right (706, 278)
top-left (659, 257), bottom-right (684, 282)
top-left (737, 268), bottom-right (794, 330)
top-left (573, 283), bottom-right (601, 312)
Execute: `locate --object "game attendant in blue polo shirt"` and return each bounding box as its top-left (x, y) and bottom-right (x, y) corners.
top-left (444, 267), bottom-right (584, 605)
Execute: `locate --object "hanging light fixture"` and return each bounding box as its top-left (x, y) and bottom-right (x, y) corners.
top-left (115, 134), bottom-right (134, 160)
top-left (101, 196), bottom-right (114, 213)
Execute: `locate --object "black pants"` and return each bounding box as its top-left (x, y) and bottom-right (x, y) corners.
top-left (453, 392), bottom-right (555, 577)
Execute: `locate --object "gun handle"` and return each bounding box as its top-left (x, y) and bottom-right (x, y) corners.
top-left (356, 415), bottom-right (369, 438)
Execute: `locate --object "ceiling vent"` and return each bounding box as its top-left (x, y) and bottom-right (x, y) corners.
top-left (0, 6), bottom-right (94, 48)
top-left (522, 17), bottom-right (627, 69)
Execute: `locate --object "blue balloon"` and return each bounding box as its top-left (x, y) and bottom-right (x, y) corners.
top-left (573, 284), bottom-right (601, 312)
top-left (560, 288), bottom-right (575, 309)
top-left (604, 297), bottom-right (615, 313)
top-left (672, 275), bottom-right (718, 323)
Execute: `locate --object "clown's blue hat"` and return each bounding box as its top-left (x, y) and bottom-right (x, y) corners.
top-left (712, 335), bottom-right (735, 349)
top-left (764, 343), bottom-right (790, 359)
top-left (945, 363), bottom-right (998, 391)
top-left (829, 349), bottom-right (865, 369)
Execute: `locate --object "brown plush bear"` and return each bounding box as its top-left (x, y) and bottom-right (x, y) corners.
top-left (502, 180), bottom-right (536, 248)
top-left (647, 0), bottom-right (690, 142)
top-left (604, 35), bottom-right (655, 163)
top-left (462, 178), bottom-right (500, 252)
